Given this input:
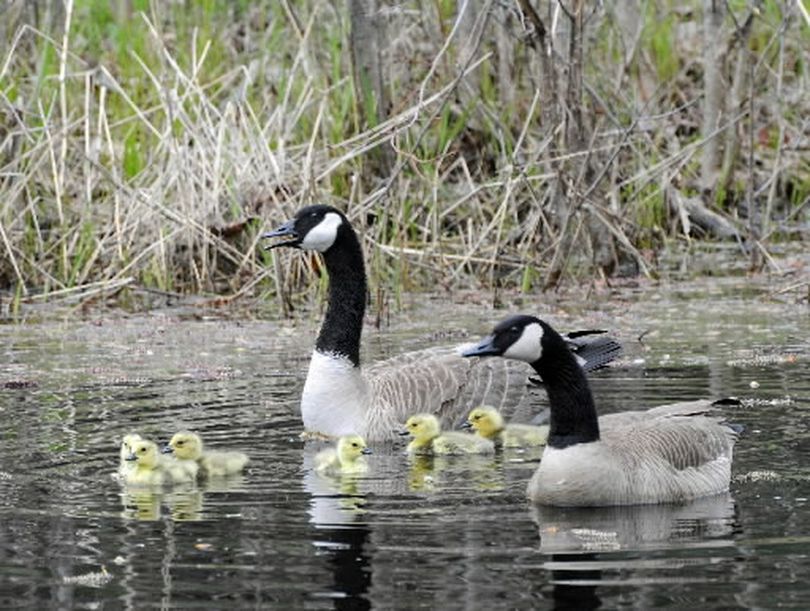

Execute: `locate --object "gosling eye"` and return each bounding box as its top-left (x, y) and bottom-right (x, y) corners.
top-left (176, 441), bottom-right (184, 446)
top-left (139, 448), bottom-right (147, 454)
top-left (473, 415), bottom-right (481, 421)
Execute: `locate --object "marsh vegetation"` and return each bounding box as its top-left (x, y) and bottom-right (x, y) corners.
top-left (0, 1), bottom-right (808, 314)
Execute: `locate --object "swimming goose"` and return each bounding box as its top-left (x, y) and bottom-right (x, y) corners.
top-left (263, 205), bottom-right (622, 441)
top-left (314, 434), bottom-right (372, 475)
top-left (165, 431), bottom-right (249, 477)
top-left (462, 315), bottom-right (741, 506)
top-left (401, 413), bottom-right (495, 456)
top-left (463, 406), bottom-right (549, 448)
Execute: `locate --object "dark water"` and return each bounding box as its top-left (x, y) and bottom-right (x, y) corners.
top-left (1, 278), bottom-right (809, 609)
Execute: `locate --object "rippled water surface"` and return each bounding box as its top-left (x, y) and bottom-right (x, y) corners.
top-left (1, 277), bottom-right (809, 609)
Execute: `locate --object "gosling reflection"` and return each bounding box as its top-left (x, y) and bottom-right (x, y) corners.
top-left (119, 486), bottom-right (203, 521)
top-left (406, 453), bottom-right (505, 493)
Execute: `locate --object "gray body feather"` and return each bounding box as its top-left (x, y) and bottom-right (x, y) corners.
top-left (529, 400), bottom-right (739, 506)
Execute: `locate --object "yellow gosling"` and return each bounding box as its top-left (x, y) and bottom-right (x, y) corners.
top-left (124, 440), bottom-right (167, 487)
top-left (168, 431), bottom-right (249, 477)
top-left (401, 413), bottom-right (494, 456)
top-left (464, 406), bottom-right (549, 449)
top-left (314, 434), bottom-right (372, 476)
top-left (118, 433), bottom-right (143, 477)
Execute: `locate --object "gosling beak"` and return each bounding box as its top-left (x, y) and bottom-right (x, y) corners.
top-left (460, 421), bottom-right (473, 430)
top-left (361, 447), bottom-right (372, 455)
top-left (125, 452), bottom-right (137, 462)
top-left (395, 428), bottom-right (411, 437)
top-left (160, 444), bottom-right (174, 455)
top-left (262, 218), bottom-right (299, 250)
top-left (461, 335), bottom-right (502, 358)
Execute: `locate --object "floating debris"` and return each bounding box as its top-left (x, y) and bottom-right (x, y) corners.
top-left (2, 380), bottom-right (38, 389)
top-left (62, 566), bottom-right (112, 587)
top-left (726, 353), bottom-right (799, 368)
top-left (741, 395), bottom-right (793, 407)
top-left (735, 470), bottom-right (781, 483)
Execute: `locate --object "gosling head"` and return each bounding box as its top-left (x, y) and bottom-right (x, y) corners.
top-left (127, 440), bottom-right (160, 469)
top-left (402, 413), bottom-right (442, 444)
top-left (461, 315), bottom-right (547, 363)
top-left (263, 205), bottom-right (349, 254)
top-left (119, 433), bottom-right (142, 463)
top-left (167, 431), bottom-right (203, 461)
top-left (337, 434), bottom-right (372, 465)
top-left (464, 406), bottom-right (504, 440)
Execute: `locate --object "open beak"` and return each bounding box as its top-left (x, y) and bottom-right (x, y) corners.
top-left (262, 219), bottom-right (299, 250)
top-left (461, 335), bottom-right (502, 358)
top-left (361, 447), bottom-right (372, 455)
top-left (125, 452), bottom-right (137, 462)
top-left (460, 421), bottom-right (473, 430)
top-left (161, 445), bottom-right (174, 455)
top-left (395, 428), bottom-right (411, 437)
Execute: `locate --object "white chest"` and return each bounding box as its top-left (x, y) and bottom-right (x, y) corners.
top-left (301, 351), bottom-right (369, 437)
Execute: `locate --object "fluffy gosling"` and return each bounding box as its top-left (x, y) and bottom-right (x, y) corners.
top-left (124, 439), bottom-right (168, 486)
top-left (314, 434), bottom-right (372, 476)
top-left (118, 433), bottom-right (143, 477)
top-left (464, 406), bottom-right (549, 449)
top-left (401, 413), bottom-right (494, 456)
top-left (166, 431), bottom-right (249, 477)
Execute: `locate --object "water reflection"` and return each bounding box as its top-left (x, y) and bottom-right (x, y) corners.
top-left (303, 442), bottom-right (372, 609)
top-left (1, 281), bottom-right (809, 608)
top-left (531, 493), bottom-right (737, 553)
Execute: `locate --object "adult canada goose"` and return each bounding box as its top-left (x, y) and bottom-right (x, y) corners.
top-left (165, 431), bottom-right (249, 477)
top-left (314, 434), bottom-right (372, 475)
top-left (401, 413), bottom-right (495, 456)
top-left (463, 406), bottom-right (549, 448)
top-left (263, 205), bottom-right (622, 440)
top-left (462, 315), bottom-right (741, 506)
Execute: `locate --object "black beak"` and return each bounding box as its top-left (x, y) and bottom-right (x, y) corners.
top-left (396, 428), bottom-right (411, 437)
top-left (461, 335), bottom-right (502, 358)
top-left (361, 447), bottom-right (372, 455)
top-left (460, 421), bottom-right (473, 430)
top-left (125, 452), bottom-right (137, 462)
top-left (160, 445), bottom-right (174, 455)
top-left (262, 218), bottom-right (299, 250)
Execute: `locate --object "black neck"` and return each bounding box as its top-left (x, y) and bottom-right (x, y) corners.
top-left (532, 330), bottom-right (600, 449)
top-left (314, 225), bottom-right (366, 367)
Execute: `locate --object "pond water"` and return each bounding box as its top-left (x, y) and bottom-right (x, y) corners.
top-left (1, 276), bottom-right (809, 609)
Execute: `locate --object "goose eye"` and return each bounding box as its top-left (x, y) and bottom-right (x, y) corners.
top-left (177, 441), bottom-right (184, 446)
top-left (351, 443), bottom-right (359, 448)
top-left (139, 448), bottom-right (147, 454)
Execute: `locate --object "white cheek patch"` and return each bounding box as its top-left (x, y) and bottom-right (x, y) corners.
top-left (301, 212), bottom-right (343, 252)
top-left (503, 323), bottom-right (544, 362)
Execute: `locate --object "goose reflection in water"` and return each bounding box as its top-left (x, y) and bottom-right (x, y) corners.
top-left (531, 494), bottom-right (738, 609)
top-left (302, 441), bottom-right (373, 611)
top-left (531, 493), bottom-right (737, 553)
